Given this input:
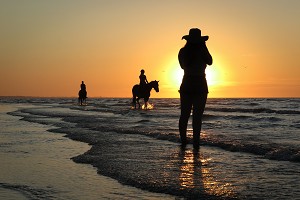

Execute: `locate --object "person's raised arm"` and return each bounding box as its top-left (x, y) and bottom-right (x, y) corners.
top-left (202, 43), bottom-right (213, 65)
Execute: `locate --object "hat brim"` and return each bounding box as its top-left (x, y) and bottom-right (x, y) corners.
top-left (182, 35), bottom-right (209, 42)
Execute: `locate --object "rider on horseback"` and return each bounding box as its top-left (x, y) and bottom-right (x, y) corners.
top-left (139, 69), bottom-right (148, 94)
top-left (78, 81), bottom-right (87, 105)
top-left (139, 69), bottom-right (148, 85)
top-left (81, 81), bottom-right (86, 91)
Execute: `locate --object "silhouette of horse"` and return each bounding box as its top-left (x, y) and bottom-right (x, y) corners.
top-left (132, 80), bottom-right (159, 109)
top-left (78, 89), bottom-right (87, 105)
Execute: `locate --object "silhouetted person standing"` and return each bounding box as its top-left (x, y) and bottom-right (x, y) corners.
top-left (178, 28), bottom-right (213, 149)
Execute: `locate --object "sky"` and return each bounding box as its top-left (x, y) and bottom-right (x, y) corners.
top-left (1, 0), bottom-right (299, 98)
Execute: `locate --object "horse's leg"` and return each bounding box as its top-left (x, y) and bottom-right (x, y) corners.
top-left (84, 92), bottom-right (87, 104)
top-left (137, 97), bottom-right (141, 109)
top-left (132, 95), bottom-right (136, 109)
top-left (79, 95), bottom-right (83, 105)
top-left (144, 96), bottom-right (150, 109)
top-left (144, 99), bottom-right (147, 109)
top-left (78, 90), bottom-right (81, 105)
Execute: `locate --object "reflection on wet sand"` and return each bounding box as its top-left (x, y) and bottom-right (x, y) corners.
top-left (179, 149), bottom-right (203, 190)
top-left (178, 147), bottom-right (236, 198)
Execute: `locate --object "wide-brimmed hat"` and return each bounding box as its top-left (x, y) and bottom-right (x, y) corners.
top-left (182, 28), bottom-right (208, 43)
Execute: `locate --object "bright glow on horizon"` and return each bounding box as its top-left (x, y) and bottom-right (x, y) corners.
top-left (206, 65), bottom-right (219, 87)
top-left (171, 66), bottom-right (184, 90)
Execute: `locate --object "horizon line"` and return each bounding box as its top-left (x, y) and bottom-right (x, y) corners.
top-left (0, 96), bottom-right (299, 99)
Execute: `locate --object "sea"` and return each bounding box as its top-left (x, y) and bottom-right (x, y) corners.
top-left (0, 97), bottom-right (299, 200)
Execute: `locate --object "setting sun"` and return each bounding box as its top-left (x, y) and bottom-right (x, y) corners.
top-left (172, 66), bottom-right (184, 89)
top-left (206, 59), bottom-right (227, 87)
top-left (171, 65), bottom-right (219, 87)
top-left (164, 57), bottom-right (223, 97)
top-left (206, 66), bottom-right (218, 87)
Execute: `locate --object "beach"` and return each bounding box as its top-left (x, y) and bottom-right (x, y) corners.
top-left (0, 97), bottom-right (300, 199)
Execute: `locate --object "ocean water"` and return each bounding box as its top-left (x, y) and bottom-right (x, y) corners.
top-left (0, 97), bottom-right (299, 199)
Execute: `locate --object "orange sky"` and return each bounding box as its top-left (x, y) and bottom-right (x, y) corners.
top-left (1, 1), bottom-right (299, 98)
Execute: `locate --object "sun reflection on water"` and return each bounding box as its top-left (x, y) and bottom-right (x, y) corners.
top-left (178, 148), bottom-right (236, 198)
top-left (179, 149), bottom-right (200, 189)
top-left (141, 103), bottom-right (154, 110)
top-left (131, 103), bottom-right (154, 110)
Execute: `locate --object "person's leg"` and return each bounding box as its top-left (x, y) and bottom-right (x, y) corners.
top-left (179, 93), bottom-right (193, 145)
top-left (192, 93), bottom-right (208, 149)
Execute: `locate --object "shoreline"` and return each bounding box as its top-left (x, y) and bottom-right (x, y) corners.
top-left (5, 103), bottom-right (236, 199)
top-left (1, 104), bottom-right (176, 199)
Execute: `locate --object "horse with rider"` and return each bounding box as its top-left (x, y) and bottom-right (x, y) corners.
top-left (78, 81), bottom-right (87, 105)
top-left (132, 69), bottom-right (159, 109)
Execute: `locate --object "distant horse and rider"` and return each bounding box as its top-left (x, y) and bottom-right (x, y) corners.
top-left (132, 69), bottom-right (159, 109)
top-left (77, 70), bottom-right (159, 108)
top-left (78, 81), bottom-right (87, 105)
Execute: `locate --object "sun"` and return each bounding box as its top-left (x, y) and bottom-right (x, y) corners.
top-left (170, 64), bottom-right (219, 87)
top-left (162, 57), bottom-right (223, 98)
top-left (172, 67), bottom-right (184, 87)
top-left (205, 66), bottom-right (219, 86)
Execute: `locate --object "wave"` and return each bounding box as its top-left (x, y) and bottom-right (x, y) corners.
top-left (85, 124), bottom-right (300, 163)
top-left (201, 136), bottom-right (300, 163)
top-left (202, 114), bottom-right (221, 120)
top-left (0, 183), bottom-right (56, 199)
top-left (137, 119), bottom-right (151, 123)
top-left (290, 123), bottom-right (300, 129)
top-left (224, 115), bottom-right (253, 120)
top-left (11, 105), bottom-right (300, 164)
top-left (206, 107), bottom-right (300, 115)
top-left (204, 114), bottom-right (282, 123)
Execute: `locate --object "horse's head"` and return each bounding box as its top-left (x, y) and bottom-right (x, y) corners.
top-left (150, 80), bottom-right (159, 92)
